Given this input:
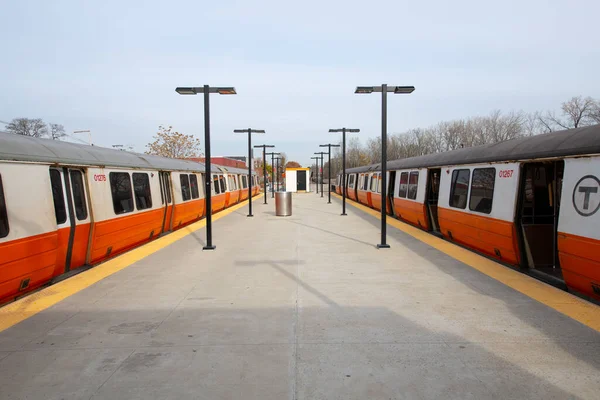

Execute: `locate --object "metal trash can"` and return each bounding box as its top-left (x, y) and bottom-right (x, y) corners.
top-left (275, 192), bottom-right (292, 216)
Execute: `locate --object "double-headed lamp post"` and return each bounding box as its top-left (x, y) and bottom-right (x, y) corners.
top-left (254, 144), bottom-right (275, 204)
top-left (319, 143), bottom-right (340, 204)
top-left (310, 156), bottom-right (320, 194)
top-left (314, 151), bottom-right (327, 198)
top-left (176, 85), bottom-right (237, 251)
top-left (265, 151), bottom-right (280, 198)
top-left (329, 128), bottom-right (360, 215)
top-left (355, 84), bottom-right (415, 249)
top-left (233, 129), bottom-right (265, 217)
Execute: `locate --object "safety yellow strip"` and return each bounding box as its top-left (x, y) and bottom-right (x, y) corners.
top-left (336, 193), bottom-right (600, 332)
top-left (0, 196), bottom-right (259, 332)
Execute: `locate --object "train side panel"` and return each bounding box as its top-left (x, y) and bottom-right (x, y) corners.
top-left (391, 168), bottom-right (429, 229)
top-left (171, 172), bottom-right (206, 230)
top-left (0, 163), bottom-right (58, 303)
top-left (557, 157), bottom-right (600, 300)
top-left (437, 163), bottom-right (521, 265)
top-left (87, 167), bottom-right (164, 263)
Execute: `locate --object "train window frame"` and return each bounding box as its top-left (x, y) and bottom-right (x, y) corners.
top-left (164, 174), bottom-right (172, 204)
top-left (370, 174), bottom-right (377, 192)
top-left (398, 172), bottom-right (408, 198)
top-left (109, 172), bottom-right (134, 215)
top-left (180, 174), bottom-right (191, 201)
top-left (408, 171), bottom-right (419, 200)
top-left (241, 175), bottom-right (248, 189)
top-left (132, 173), bottom-right (152, 210)
top-left (70, 170), bottom-right (88, 220)
top-left (449, 169), bottom-right (471, 209)
top-left (213, 175), bottom-right (221, 194)
top-left (189, 174), bottom-right (200, 199)
top-left (219, 176), bottom-right (226, 193)
top-left (50, 169), bottom-right (67, 224)
top-left (469, 167), bottom-right (496, 214)
top-left (377, 173), bottom-right (382, 194)
top-left (159, 173), bottom-right (165, 205)
top-left (0, 175), bottom-right (9, 238)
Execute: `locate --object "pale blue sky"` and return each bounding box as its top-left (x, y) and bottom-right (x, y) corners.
top-left (2, 0), bottom-right (599, 166)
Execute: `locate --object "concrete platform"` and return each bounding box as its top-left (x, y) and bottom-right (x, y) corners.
top-left (0, 188), bottom-right (599, 399)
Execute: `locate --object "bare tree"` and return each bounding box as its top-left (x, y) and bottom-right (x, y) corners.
top-left (540, 96), bottom-right (597, 130)
top-left (49, 123), bottom-right (66, 140)
top-left (6, 118), bottom-right (49, 137)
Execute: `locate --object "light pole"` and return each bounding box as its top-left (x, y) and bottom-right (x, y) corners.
top-left (329, 128), bottom-right (360, 215)
top-left (310, 156), bottom-right (320, 194)
top-left (266, 151), bottom-right (280, 197)
top-left (234, 129), bottom-right (265, 217)
top-left (355, 84), bottom-right (415, 249)
top-left (319, 143), bottom-right (340, 204)
top-left (274, 156), bottom-right (282, 191)
top-left (254, 144), bottom-right (275, 204)
top-left (176, 85), bottom-right (237, 250)
top-left (314, 152), bottom-right (327, 198)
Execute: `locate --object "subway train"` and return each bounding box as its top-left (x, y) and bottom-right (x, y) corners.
top-left (0, 132), bottom-right (260, 305)
top-left (336, 125), bottom-right (600, 302)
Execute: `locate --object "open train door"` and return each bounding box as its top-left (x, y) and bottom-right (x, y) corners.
top-left (425, 168), bottom-right (441, 232)
top-left (515, 161), bottom-right (565, 286)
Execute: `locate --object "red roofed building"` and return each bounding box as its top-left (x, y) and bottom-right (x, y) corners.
top-left (187, 156), bottom-right (247, 169)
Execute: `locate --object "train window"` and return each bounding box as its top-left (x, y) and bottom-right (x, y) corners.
top-left (70, 170), bottom-right (88, 220)
top-left (469, 168), bottom-right (495, 214)
top-left (219, 176), bottom-right (226, 193)
top-left (213, 175), bottom-right (221, 194)
top-left (349, 175), bottom-right (355, 188)
top-left (109, 172), bottom-right (134, 214)
top-left (180, 174), bottom-right (191, 201)
top-left (190, 174), bottom-right (199, 199)
top-left (0, 175), bottom-right (8, 238)
top-left (370, 174), bottom-right (377, 192)
top-left (398, 172), bottom-right (408, 198)
top-left (241, 175), bottom-right (248, 189)
top-left (363, 175), bottom-right (368, 191)
top-left (377, 173), bottom-right (382, 194)
top-left (408, 172), bottom-right (419, 200)
top-left (133, 173), bottom-right (152, 210)
top-left (449, 169), bottom-right (470, 209)
top-left (49, 169), bottom-right (67, 224)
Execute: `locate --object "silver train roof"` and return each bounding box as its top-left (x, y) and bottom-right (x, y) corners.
top-left (0, 131), bottom-right (255, 174)
top-left (346, 124), bottom-right (600, 174)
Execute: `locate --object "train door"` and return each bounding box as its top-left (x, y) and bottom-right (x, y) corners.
top-left (516, 161), bottom-right (564, 281)
top-left (66, 169), bottom-right (91, 270)
top-left (159, 171), bottom-right (173, 233)
top-left (388, 171), bottom-right (396, 216)
top-left (49, 167), bottom-right (91, 275)
top-left (425, 168), bottom-right (441, 232)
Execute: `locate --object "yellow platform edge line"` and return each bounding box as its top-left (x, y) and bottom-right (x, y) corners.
top-left (0, 196), bottom-right (259, 332)
top-left (334, 193), bottom-right (600, 332)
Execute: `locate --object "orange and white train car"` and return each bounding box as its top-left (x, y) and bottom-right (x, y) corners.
top-left (0, 132), bottom-right (259, 305)
top-left (343, 125), bottom-right (600, 302)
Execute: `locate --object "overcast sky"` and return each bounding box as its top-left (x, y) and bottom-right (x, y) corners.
top-left (2, 0), bottom-right (599, 166)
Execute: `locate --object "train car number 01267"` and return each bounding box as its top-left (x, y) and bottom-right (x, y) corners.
top-left (499, 169), bottom-right (514, 178)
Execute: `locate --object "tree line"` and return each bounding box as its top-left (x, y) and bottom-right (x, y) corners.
top-left (323, 96), bottom-right (600, 178)
top-left (3, 118), bottom-right (66, 140)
